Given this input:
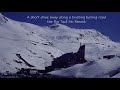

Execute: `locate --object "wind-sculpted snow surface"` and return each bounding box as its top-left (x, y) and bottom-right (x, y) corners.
top-left (0, 13), bottom-right (120, 78)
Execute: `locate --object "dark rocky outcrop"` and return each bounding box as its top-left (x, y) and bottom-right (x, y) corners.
top-left (16, 54), bottom-right (34, 67)
top-left (16, 44), bottom-right (87, 75)
top-left (103, 55), bottom-right (115, 59)
top-left (44, 44), bottom-right (87, 72)
top-left (52, 45), bottom-right (87, 68)
top-left (49, 24), bottom-right (59, 29)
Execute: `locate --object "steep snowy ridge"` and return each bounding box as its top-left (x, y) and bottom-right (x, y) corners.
top-left (0, 14), bottom-right (8, 24)
top-left (0, 14), bottom-right (63, 73)
top-left (0, 13), bottom-right (120, 78)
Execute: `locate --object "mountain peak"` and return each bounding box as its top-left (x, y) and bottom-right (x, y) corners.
top-left (0, 13), bottom-right (8, 24)
top-left (0, 13), bottom-right (3, 16)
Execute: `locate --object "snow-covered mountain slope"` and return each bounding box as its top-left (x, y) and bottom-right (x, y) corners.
top-left (40, 23), bottom-right (119, 61)
top-left (0, 14), bottom-right (63, 73)
top-left (0, 13), bottom-right (120, 78)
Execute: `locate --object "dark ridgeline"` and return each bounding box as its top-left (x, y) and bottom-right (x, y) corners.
top-left (45, 44), bottom-right (87, 72)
